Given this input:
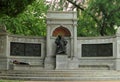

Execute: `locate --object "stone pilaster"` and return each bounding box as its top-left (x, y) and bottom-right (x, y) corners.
top-left (0, 33), bottom-right (9, 70)
top-left (115, 28), bottom-right (120, 70)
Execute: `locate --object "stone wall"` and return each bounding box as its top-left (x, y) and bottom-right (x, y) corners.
top-left (76, 36), bottom-right (116, 70)
top-left (0, 33), bottom-right (119, 70)
top-left (7, 35), bottom-right (46, 69)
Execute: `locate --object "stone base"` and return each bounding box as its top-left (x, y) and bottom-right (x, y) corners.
top-left (56, 54), bottom-right (68, 70)
top-left (13, 65), bottom-right (44, 70)
top-left (68, 58), bottom-right (79, 69)
top-left (115, 58), bottom-right (120, 70)
top-left (0, 58), bottom-right (8, 70)
top-left (44, 57), bottom-right (56, 70)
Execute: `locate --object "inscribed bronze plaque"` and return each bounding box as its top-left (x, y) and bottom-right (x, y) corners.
top-left (82, 43), bottom-right (113, 57)
top-left (10, 42), bottom-right (41, 56)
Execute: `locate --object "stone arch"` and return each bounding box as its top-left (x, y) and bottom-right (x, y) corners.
top-left (52, 26), bottom-right (71, 37)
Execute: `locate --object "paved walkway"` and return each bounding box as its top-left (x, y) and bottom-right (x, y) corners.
top-left (24, 81), bottom-right (120, 82)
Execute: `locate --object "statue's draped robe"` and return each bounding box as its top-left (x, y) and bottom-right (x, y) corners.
top-left (55, 36), bottom-right (67, 54)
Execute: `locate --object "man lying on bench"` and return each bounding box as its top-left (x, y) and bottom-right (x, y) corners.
top-left (13, 60), bottom-right (29, 65)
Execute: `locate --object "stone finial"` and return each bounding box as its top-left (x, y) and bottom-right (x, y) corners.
top-left (0, 24), bottom-right (7, 33)
top-left (116, 27), bottom-right (120, 36)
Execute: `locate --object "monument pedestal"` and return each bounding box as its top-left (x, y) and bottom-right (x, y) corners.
top-left (44, 56), bottom-right (56, 70)
top-left (56, 54), bottom-right (68, 70)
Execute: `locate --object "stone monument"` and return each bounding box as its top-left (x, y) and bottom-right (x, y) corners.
top-left (44, 11), bottom-right (78, 69)
top-left (0, 11), bottom-right (118, 71)
top-left (55, 35), bottom-right (68, 69)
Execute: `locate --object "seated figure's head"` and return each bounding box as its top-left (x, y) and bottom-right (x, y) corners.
top-left (58, 35), bottom-right (62, 39)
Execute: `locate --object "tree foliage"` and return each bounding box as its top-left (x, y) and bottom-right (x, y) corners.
top-left (92, 0), bottom-right (120, 36)
top-left (1, 0), bottom-right (120, 36)
top-left (77, 12), bottom-right (99, 36)
top-left (0, 0), bottom-right (48, 36)
top-left (0, 0), bottom-right (35, 17)
top-left (77, 0), bottom-right (120, 36)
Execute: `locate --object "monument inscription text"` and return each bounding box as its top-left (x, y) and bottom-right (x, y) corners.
top-left (82, 43), bottom-right (113, 57)
top-left (10, 42), bottom-right (41, 56)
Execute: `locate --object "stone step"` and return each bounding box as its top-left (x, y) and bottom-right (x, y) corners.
top-left (1, 70), bottom-right (119, 76)
top-left (1, 70), bottom-right (118, 73)
top-left (1, 70), bottom-right (120, 81)
top-left (0, 73), bottom-right (120, 77)
top-left (0, 70), bottom-right (120, 76)
top-left (0, 76), bottom-right (120, 81)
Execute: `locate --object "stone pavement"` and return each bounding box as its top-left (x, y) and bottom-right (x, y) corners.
top-left (24, 81), bottom-right (120, 82)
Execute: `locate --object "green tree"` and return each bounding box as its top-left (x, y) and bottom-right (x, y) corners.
top-left (67, 0), bottom-right (120, 36)
top-left (0, 0), bottom-right (48, 36)
top-left (77, 12), bottom-right (99, 36)
top-left (1, 0), bottom-right (120, 36)
top-left (86, 0), bottom-right (120, 36)
top-left (0, 0), bottom-right (35, 17)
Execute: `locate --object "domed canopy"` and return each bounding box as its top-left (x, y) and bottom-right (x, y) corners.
top-left (52, 26), bottom-right (71, 37)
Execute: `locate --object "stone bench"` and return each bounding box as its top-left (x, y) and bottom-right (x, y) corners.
top-left (78, 64), bottom-right (113, 70)
top-left (10, 64), bottom-right (44, 70)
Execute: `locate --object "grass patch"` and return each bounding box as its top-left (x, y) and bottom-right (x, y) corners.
top-left (0, 80), bottom-right (23, 82)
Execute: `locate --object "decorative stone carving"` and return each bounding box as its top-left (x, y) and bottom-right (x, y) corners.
top-left (0, 39), bottom-right (4, 53)
top-left (52, 26), bottom-right (71, 37)
top-left (116, 27), bottom-right (120, 36)
top-left (0, 24), bottom-right (7, 33)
